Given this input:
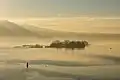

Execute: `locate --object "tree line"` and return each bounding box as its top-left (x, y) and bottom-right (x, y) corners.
top-left (47, 40), bottom-right (89, 49)
top-left (14, 40), bottom-right (89, 50)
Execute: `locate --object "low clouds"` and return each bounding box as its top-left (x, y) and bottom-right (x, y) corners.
top-left (11, 17), bottom-right (120, 33)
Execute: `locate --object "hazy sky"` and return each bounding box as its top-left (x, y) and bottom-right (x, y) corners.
top-left (0, 0), bottom-right (120, 18)
top-left (0, 0), bottom-right (120, 33)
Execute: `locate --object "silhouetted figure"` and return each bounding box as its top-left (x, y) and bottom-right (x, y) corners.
top-left (110, 48), bottom-right (112, 50)
top-left (26, 62), bottom-right (29, 68)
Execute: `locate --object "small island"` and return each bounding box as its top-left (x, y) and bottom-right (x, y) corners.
top-left (14, 40), bottom-right (89, 50)
top-left (14, 44), bottom-right (43, 48)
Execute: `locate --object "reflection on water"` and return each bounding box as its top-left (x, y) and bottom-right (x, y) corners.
top-left (0, 41), bottom-right (120, 64)
top-left (0, 40), bottom-right (120, 80)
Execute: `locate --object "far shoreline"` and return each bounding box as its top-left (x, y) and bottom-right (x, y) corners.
top-left (14, 40), bottom-right (89, 50)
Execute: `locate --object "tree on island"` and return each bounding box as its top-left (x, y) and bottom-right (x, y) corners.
top-left (14, 40), bottom-right (89, 50)
top-left (49, 40), bottom-right (88, 50)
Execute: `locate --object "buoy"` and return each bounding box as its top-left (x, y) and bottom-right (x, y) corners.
top-left (110, 48), bottom-right (112, 50)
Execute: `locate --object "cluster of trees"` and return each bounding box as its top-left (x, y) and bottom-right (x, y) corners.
top-left (22, 44), bottom-right (43, 48)
top-left (14, 40), bottom-right (89, 50)
top-left (49, 40), bottom-right (89, 49)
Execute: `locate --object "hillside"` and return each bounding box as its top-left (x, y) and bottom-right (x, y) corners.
top-left (0, 20), bottom-right (39, 37)
top-left (0, 20), bottom-right (120, 40)
top-left (22, 24), bottom-right (81, 38)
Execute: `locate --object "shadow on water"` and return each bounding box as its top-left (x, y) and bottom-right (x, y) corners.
top-left (89, 55), bottom-right (120, 64)
top-left (0, 59), bottom-right (120, 80)
top-left (1, 67), bottom-right (119, 80)
top-left (1, 59), bottom-right (107, 67)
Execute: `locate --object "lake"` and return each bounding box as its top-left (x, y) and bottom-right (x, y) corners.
top-left (0, 38), bottom-right (120, 80)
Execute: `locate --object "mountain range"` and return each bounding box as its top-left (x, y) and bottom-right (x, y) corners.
top-left (0, 20), bottom-right (120, 40)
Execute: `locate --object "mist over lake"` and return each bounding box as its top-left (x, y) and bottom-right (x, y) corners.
top-left (0, 20), bottom-right (119, 80)
top-left (0, 36), bottom-right (120, 80)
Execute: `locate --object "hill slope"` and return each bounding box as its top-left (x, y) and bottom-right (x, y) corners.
top-left (0, 20), bottom-right (120, 40)
top-left (22, 24), bottom-right (79, 38)
top-left (0, 20), bottom-right (39, 37)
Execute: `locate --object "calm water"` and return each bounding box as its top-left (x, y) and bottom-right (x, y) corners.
top-left (0, 39), bottom-right (120, 80)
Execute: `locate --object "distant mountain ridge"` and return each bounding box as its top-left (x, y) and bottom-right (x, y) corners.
top-left (0, 20), bottom-right (120, 39)
top-left (0, 20), bottom-right (38, 37)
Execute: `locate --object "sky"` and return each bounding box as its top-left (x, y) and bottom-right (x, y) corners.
top-left (0, 0), bottom-right (120, 18)
top-left (0, 0), bottom-right (120, 33)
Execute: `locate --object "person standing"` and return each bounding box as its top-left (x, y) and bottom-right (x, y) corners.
top-left (26, 62), bottom-right (29, 68)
